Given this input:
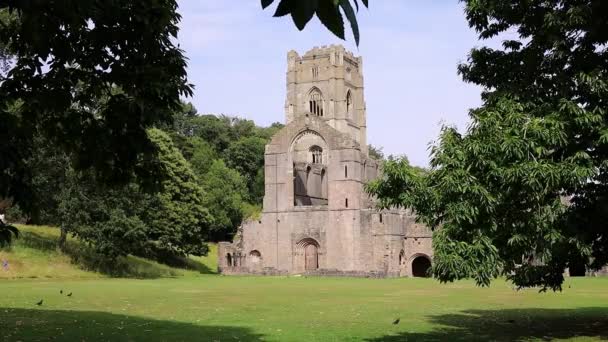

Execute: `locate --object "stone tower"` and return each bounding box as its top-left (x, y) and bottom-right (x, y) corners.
top-left (218, 45), bottom-right (434, 277)
top-left (285, 45), bottom-right (367, 155)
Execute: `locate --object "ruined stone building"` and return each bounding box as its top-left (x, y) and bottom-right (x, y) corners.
top-left (218, 45), bottom-right (433, 277)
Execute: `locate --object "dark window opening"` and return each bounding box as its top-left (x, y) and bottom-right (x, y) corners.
top-left (310, 146), bottom-right (322, 164)
top-left (344, 165), bottom-right (348, 178)
top-left (345, 198), bottom-right (349, 208)
top-left (379, 214), bottom-right (383, 223)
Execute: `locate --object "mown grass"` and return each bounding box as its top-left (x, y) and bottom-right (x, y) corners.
top-left (0, 225), bottom-right (218, 279)
top-left (1, 277), bottom-right (607, 341)
top-left (1, 225), bottom-right (608, 341)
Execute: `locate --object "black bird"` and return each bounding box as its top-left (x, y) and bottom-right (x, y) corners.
top-left (36, 299), bottom-right (43, 306)
top-left (60, 289), bottom-right (63, 294)
top-left (392, 318), bottom-right (400, 325)
top-left (67, 292), bottom-right (72, 297)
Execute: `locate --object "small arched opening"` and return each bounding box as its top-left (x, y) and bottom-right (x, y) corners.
top-left (310, 145), bottom-right (323, 164)
top-left (411, 255), bottom-right (431, 277)
top-left (226, 253), bottom-right (233, 267)
top-left (249, 250), bottom-right (262, 264)
top-left (346, 90), bottom-right (353, 118)
top-left (399, 250), bottom-right (405, 265)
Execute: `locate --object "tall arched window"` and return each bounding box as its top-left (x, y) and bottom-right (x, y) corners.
top-left (346, 90), bottom-right (353, 118)
top-left (309, 88), bottom-right (324, 116)
top-left (310, 146), bottom-right (323, 164)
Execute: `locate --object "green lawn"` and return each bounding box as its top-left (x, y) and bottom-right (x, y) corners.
top-left (1, 277), bottom-right (608, 341)
top-left (1, 226), bottom-right (608, 341)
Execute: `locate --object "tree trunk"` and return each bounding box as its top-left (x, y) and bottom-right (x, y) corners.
top-left (58, 226), bottom-right (67, 251)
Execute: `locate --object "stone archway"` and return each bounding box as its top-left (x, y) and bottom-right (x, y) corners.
top-left (295, 238), bottom-right (320, 272)
top-left (411, 255), bottom-right (431, 277)
top-left (249, 250), bottom-right (262, 271)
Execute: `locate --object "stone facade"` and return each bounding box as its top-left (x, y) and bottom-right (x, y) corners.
top-left (218, 45), bottom-right (433, 277)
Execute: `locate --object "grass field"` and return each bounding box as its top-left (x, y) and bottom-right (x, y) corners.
top-left (1, 226), bottom-right (608, 341)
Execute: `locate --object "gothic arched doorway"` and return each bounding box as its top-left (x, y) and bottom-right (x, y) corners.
top-left (305, 244), bottom-right (318, 270)
top-left (411, 255), bottom-right (431, 277)
top-left (295, 238), bottom-right (320, 272)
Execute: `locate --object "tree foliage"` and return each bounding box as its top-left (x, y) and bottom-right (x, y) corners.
top-left (368, 0), bottom-right (608, 290)
top-left (0, 220), bottom-right (19, 248)
top-left (59, 129), bottom-right (210, 260)
top-left (0, 0), bottom-right (191, 213)
top-left (200, 160), bottom-right (249, 241)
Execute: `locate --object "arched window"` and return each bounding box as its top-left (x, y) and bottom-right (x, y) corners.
top-left (309, 88), bottom-right (324, 116)
top-left (310, 146), bottom-right (323, 164)
top-left (379, 214), bottom-right (383, 223)
top-left (346, 90), bottom-right (353, 118)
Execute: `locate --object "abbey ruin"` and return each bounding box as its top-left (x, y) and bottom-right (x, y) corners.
top-left (218, 45), bottom-right (433, 277)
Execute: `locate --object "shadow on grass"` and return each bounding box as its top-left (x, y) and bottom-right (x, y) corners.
top-left (1, 308), bottom-right (263, 342)
top-left (366, 307), bottom-right (608, 341)
top-left (16, 229), bottom-right (215, 278)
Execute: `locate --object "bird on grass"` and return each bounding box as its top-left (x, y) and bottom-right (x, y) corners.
top-left (60, 289), bottom-right (63, 294)
top-left (67, 292), bottom-right (72, 297)
top-left (36, 299), bottom-right (43, 306)
top-left (392, 318), bottom-right (400, 325)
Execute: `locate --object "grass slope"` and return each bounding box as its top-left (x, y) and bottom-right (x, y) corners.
top-left (1, 277), bottom-right (607, 341)
top-left (0, 225), bottom-right (218, 279)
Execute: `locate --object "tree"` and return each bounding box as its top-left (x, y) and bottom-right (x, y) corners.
top-left (200, 160), bottom-right (248, 241)
top-left (59, 129), bottom-right (211, 260)
top-left (368, 144), bottom-right (384, 160)
top-left (261, 0), bottom-right (369, 46)
top-left (224, 136), bottom-right (267, 202)
top-left (368, 0), bottom-right (608, 290)
top-left (0, 221), bottom-right (18, 248)
top-left (1, 1), bottom-right (191, 214)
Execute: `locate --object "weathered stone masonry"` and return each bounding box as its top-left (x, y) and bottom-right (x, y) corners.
top-left (218, 45), bottom-right (433, 277)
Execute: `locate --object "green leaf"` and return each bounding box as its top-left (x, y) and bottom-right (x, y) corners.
top-left (291, 0), bottom-right (318, 30)
top-left (273, 0), bottom-right (293, 17)
top-left (339, 0), bottom-right (360, 46)
top-left (317, 0), bottom-right (345, 40)
top-left (261, 0), bottom-right (275, 9)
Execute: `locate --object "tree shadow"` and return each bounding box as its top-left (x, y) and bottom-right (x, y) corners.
top-left (1, 308), bottom-right (263, 342)
top-left (366, 307), bottom-right (608, 341)
top-left (150, 251), bottom-right (216, 275)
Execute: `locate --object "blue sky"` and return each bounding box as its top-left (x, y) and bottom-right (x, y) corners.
top-left (177, 1), bottom-right (484, 167)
